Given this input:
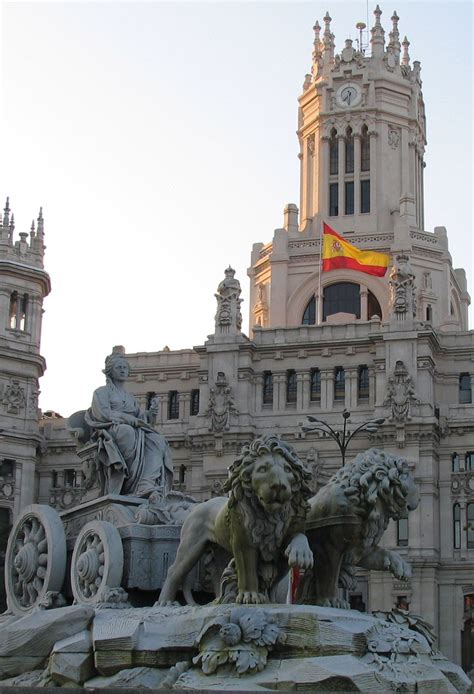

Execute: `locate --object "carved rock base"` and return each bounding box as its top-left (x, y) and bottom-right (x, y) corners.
top-left (0, 604), bottom-right (469, 691)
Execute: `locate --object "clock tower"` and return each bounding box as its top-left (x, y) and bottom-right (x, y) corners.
top-left (298, 5), bottom-right (426, 236)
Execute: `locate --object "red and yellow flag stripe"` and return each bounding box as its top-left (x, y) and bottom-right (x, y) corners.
top-left (322, 223), bottom-right (390, 277)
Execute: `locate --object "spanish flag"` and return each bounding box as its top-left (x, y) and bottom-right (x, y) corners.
top-left (322, 223), bottom-right (390, 277)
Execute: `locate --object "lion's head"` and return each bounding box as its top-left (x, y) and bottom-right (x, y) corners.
top-left (331, 448), bottom-right (419, 543)
top-left (223, 434), bottom-right (312, 516)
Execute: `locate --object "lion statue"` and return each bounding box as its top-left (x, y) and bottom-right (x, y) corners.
top-left (158, 434), bottom-right (314, 606)
top-left (297, 448), bottom-right (420, 608)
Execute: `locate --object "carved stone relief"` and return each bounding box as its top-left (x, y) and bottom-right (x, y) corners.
top-left (2, 379), bottom-right (26, 414)
top-left (389, 254), bottom-right (417, 320)
top-left (383, 361), bottom-right (418, 422)
top-left (205, 372), bottom-right (239, 433)
top-left (388, 126), bottom-right (400, 149)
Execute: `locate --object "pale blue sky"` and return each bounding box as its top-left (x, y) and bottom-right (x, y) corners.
top-left (1, 1), bottom-right (472, 415)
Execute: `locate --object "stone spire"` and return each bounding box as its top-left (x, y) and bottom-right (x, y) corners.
top-left (370, 4), bottom-right (385, 58)
top-left (30, 220), bottom-right (36, 240)
top-left (311, 20), bottom-right (323, 78)
top-left (3, 197), bottom-right (10, 228)
top-left (322, 12), bottom-right (335, 65)
top-left (401, 36), bottom-right (410, 66)
top-left (36, 207), bottom-right (44, 239)
top-left (388, 10), bottom-right (401, 59)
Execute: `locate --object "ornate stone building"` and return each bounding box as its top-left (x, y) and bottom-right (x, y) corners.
top-left (1, 6), bottom-right (473, 672)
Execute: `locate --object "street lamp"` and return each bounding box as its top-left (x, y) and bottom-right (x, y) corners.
top-left (301, 410), bottom-right (385, 466)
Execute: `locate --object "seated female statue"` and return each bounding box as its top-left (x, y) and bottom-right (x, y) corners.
top-left (85, 350), bottom-right (173, 498)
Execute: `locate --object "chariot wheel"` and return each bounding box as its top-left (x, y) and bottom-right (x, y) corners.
top-left (5, 504), bottom-right (67, 616)
top-left (70, 520), bottom-right (123, 604)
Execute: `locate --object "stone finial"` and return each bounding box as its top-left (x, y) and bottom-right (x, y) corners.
top-left (389, 10), bottom-right (401, 55)
top-left (312, 20), bottom-right (323, 76)
top-left (3, 197), bottom-right (10, 227)
top-left (313, 19), bottom-right (321, 42)
top-left (30, 220), bottom-right (36, 239)
top-left (37, 206), bottom-right (44, 237)
top-left (370, 4), bottom-right (385, 56)
top-left (402, 36), bottom-right (410, 66)
top-left (9, 213), bottom-right (15, 232)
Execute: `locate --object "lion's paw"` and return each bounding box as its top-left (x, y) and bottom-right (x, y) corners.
top-left (386, 552), bottom-right (412, 581)
top-left (285, 534), bottom-right (314, 570)
top-left (236, 591), bottom-right (268, 605)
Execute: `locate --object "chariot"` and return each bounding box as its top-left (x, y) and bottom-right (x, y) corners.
top-left (4, 492), bottom-right (198, 616)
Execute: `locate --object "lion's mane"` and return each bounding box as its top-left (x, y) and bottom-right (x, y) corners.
top-left (330, 448), bottom-right (412, 546)
top-left (222, 434), bottom-right (312, 561)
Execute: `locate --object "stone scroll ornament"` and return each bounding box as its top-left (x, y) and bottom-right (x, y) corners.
top-left (389, 254), bottom-right (417, 319)
top-left (205, 372), bottom-right (239, 433)
top-left (383, 360), bottom-right (419, 422)
top-left (214, 266), bottom-right (243, 334)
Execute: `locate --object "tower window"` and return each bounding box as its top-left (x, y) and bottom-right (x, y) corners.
top-left (9, 291), bottom-right (28, 331)
top-left (262, 371), bottom-right (273, 406)
top-left (334, 367), bottom-right (345, 401)
top-left (397, 518), bottom-right (408, 546)
top-left (168, 391), bottom-right (179, 419)
top-left (345, 181), bottom-right (354, 215)
top-left (286, 370), bottom-right (297, 404)
top-left (358, 365), bottom-right (369, 400)
top-left (361, 125), bottom-right (370, 171)
top-left (452, 453), bottom-right (460, 473)
top-left (190, 389), bottom-right (200, 416)
top-left (302, 296), bottom-right (316, 325)
top-left (323, 282), bottom-right (360, 320)
top-left (329, 129), bottom-right (338, 175)
top-left (310, 368), bottom-right (321, 402)
top-left (345, 128), bottom-right (354, 173)
top-left (459, 373), bottom-right (472, 404)
top-left (453, 503), bottom-right (461, 548)
top-left (467, 504), bottom-right (474, 549)
top-left (329, 183), bottom-right (339, 216)
top-left (360, 180), bottom-right (370, 213)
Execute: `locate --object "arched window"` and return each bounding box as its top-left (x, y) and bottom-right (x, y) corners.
top-left (302, 296), bottom-right (316, 325)
top-left (467, 504), bottom-right (474, 549)
top-left (358, 365), bottom-right (369, 400)
top-left (286, 370), bottom-right (297, 404)
top-left (361, 125), bottom-right (370, 171)
top-left (459, 373), bottom-right (472, 404)
top-left (368, 291), bottom-right (382, 319)
top-left (8, 291), bottom-right (28, 331)
top-left (263, 371), bottom-right (273, 406)
top-left (345, 127), bottom-right (354, 173)
top-left (452, 453), bottom-right (460, 473)
top-left (334, 367), bottom-right (345, 401)
top-left (310, 368), bottom-right (321, 402)
top-left (453, 503), bottom-right (461, 549)
top-left (323, 282), bottom-right (360, 320)
top-left (329, 128), bottom-right (338, 175)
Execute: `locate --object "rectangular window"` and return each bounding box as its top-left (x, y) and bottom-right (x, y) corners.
top-left (358, 365), bottom-right (369, 400)
top-left (345, 138), bottom-right (354, 173)
top-left (397, 518), bottom-right (408, 546)
top-left (146, 391), bottom-right (157, 409)
top-left (361, 133), bottom-right (370, 171)
top-left (459, 373), bottom-right (472, 404)
top-left (329, 139), bottom-right (338, 175)
top-left (454, 504), bottom-right (461, 549)
top-left (467, 504), bottom-right (474, 549)
top-left (262, 371), bottom-right (273, 406)
top-left (286, 370), bottom-right (297, 404)
top-left (168, 391), bottom-right (179, 419)
top-left (452, 453), bottom-right (460, 472)
top-left (360, 179), bottom-right (370, 213)
top-left (310, 368), bottom-right (321, 402)
top-left (345, 181), bottom-right (354, 215)
top-left (329, 183), bottom-right (339, 217)
top-left (334, 367), bottom-right (345, 401)
top-left (64, 469), bottom-right (77, 487)
top-left (190, 389), bottom-right (200, 416)
top-left (0, 459), bottom-right (15, 477)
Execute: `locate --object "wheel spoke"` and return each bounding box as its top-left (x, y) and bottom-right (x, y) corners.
top-left (33, 577), bottom-right (43, 593)
top-left (38, 553), bottom-right (48, 566)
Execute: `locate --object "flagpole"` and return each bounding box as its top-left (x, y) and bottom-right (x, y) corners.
top-left (317, 219), bottom-right (324, 325)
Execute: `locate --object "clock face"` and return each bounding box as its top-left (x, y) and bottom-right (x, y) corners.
top-left (336, 83), bottom-right (361, 108)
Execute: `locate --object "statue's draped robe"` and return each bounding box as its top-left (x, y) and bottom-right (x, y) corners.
top-left (85, 384), bottom-right (173, 497)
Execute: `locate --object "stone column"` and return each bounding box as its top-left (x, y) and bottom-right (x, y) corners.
top-left (369, 131), bottom-right (378, 216)
top-left (321, 369), bottom-right (333, 410)
top-left (162, 393), bottom-right (169, 421)
top-left (320, 135), bottom-right (330, 217)
top-left (346, 368), bottom-right (358, 410)
top-left (300, 371), bottom-right (311, 411)
top-left (338, 134), bottom-right (345, 216)
top-left (354, 134), bottom-right (361, 215)
top-left (254, 374), bottom-right (264, 413)
top-left (274, 372), bottom-right (286, 411)
top-left (369, 366), bottom-right (376, 408)
top-left (180, 393), bottom-right (191, 421)
top-left (360, 287), bottom-right (368, 320)
top-left (0, 288), bottom-right (11, 335)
